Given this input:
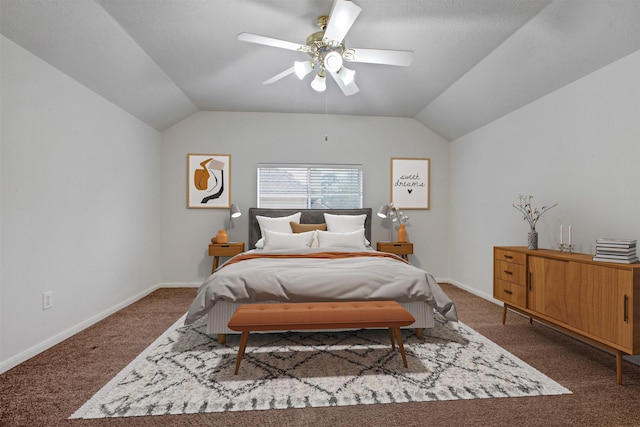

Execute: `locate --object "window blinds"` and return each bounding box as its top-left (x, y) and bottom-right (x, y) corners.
top-left (257, 164), bottom-right (363, 209)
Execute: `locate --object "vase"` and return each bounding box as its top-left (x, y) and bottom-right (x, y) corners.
top-left (216, 229), bottom-right (229, 244)
top-left (397, 224), bottom-right (407, 243)
top-left (527, 229), bottom-right (538, 250)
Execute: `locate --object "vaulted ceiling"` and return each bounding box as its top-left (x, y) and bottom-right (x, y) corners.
top-left (2, 1), bottom-right (639, 140)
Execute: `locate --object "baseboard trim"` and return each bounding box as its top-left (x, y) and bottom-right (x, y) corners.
top-left (444, 278), bottom-right (502, 306)
top-left (0, 283), bottom-right (161, 374)
top-left (159, 282), bottom-right (201, 288)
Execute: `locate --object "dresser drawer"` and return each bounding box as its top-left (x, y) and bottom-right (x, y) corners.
top-left (494, 248), bottom-right (525, 265)
top-left (494, 259), bottom-right (526, 285)
top-left (494, 279), bottom-right (526, 308)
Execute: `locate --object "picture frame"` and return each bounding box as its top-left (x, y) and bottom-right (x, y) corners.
top-left (390, 157), bottom-right (430, 210)
top-left (187, 154), bottom-right (231, 208)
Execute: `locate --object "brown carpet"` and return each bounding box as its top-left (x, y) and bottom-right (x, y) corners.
top-left (2, 284), bottom-right (639, 426)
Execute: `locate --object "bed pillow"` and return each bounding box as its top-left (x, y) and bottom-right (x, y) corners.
top-left (289, 222), bottom-right (327, 233)
top-left (323, 213), bottom-right (366, 233)
top-left (255, 212), bottom-right (302, 248)
top-left (262, 229), bottom-right (315, 250)
top-left (323, 213), bottom-right (370, 246)
top-left (317, 229), bottom-right (367, 249)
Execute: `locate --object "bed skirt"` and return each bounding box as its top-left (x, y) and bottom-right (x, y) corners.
top-left (206, 300), bottom-right (435, 336)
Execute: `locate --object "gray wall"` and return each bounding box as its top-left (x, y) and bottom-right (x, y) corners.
top-left (1, 36), bottom-right (163, 371)
top-left (448, 49), bottom-right (640, 300)
top-left (161, 112), bottom-right (450, 283)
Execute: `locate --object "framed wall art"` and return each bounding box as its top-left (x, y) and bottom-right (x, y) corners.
top-left (187, 154), bottom-right (231, 208)
top-left (390, 157), bottom-right (430, 210)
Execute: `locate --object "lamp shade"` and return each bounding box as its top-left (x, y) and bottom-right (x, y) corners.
top-left (336, 66), bottom-right (356, 86)
top-left (310, 72), bottom-right (326, 92)
top-left (294, 60), bottom-right (314, 79)
top-left (230, 204), bottom-right (242, 218)
top-left (377, 204), bottom-right (390, 218)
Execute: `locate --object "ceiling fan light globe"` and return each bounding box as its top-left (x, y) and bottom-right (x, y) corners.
top-left (324, 51), bottom-right (343, 72)
top-left (294, 60), bottom-right (314, 79)
top-left (310, 73), bottom-right (327, 92)
top-left (336, 66), bottom-right (355, 86)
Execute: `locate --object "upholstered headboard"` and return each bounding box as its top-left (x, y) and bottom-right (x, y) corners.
top-left (248, 208), bottom-right (373, 249)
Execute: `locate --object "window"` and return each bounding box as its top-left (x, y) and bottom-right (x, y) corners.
top-left (257, 164), bottom-right (363, 209)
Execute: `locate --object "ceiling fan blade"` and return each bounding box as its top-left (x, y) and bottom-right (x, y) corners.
top-left (238, 32), bottom-right (306, 52)
top-left (263, 67), bottom-right (296, 85)
top-left (323, 0), bottom-right (362, 43)
top-left (345, 48), bottom-right (414, 66)
top-left (327, 69), bottom-right (359, 96)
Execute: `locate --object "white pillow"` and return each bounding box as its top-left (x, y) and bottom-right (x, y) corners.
top-left (263, 229), bottom-right (315, 250)
top-left (323, 213), bottom-right (370, 246)
top-left (255, 212), bottom-right (302, 248)
top-left (317, 229), bottom-right (367, 249)
top-left (323, 213), bottom-right (366, 232)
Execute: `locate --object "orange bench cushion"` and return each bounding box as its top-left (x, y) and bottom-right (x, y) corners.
top-left (227, 301), bottom-right (415, 332)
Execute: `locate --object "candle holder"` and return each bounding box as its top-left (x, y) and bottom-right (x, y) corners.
top-left (558, 242), bottom-right (575, 253)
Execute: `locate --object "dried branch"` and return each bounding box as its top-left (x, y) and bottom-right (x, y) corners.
top-left (512, 194), bottom-right (558, 229)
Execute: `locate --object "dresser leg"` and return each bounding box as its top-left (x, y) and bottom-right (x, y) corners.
top-left (502, 305), bottom-right (507, 324)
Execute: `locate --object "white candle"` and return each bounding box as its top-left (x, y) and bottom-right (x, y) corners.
top-left (560, 225), bottom-right (564, 244)
top-left (569, 225), bottom-right (572, 245)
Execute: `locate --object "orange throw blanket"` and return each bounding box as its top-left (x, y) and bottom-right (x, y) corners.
top-left (220, 251), bottom-right (408, 270)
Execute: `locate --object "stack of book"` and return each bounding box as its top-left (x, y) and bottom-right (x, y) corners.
top-left (593, 239), bottom-right (638, 264)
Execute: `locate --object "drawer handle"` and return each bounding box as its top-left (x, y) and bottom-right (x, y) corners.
top-left (624, 295), bottom-right (629, 323)
top-left (221, 245), bottom-right (230, 248)
top-left (504, 255), bottom-right (513, 259)
top-left (503, 290), bottom-right (513, 295)
top-left (503, 270), bottom-right (513, 275)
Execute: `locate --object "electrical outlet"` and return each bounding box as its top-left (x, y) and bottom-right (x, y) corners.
top-left (42, 291), bottom-right (53, 310)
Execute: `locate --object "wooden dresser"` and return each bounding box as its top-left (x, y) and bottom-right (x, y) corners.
top-left (494, 246), bottom-right (640, 384)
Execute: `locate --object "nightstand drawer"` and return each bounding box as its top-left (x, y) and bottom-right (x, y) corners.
top-left (209, 243), bottom-right (244, 256)
top-left (376, 242), bottom-right (413, 255)
top-left (494, 259), bottom-right (526, 285)
top-left (494, 279), bottom-right (526, 307)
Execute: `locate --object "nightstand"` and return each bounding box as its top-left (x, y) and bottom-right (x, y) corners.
top-left (209, 242), bottom-right (245, 273)
top-left (376, 242), bottom-right (413, 261)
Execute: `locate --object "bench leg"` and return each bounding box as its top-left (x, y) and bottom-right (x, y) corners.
top-left (217, 333), bottom-right (226, 345)
top-left (234, 331), bottom-right (250, 375)
top-left (391, 327), bottom-right (409, 368)
top-left (389, 328), bottom-right (396, 350)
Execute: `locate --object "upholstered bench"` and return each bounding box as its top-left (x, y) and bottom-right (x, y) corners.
top-left (227, 300), bottom-right (416, 374)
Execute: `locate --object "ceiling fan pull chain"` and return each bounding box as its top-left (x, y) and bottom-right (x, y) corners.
top-left (325, 93), bottom-right (329, 142)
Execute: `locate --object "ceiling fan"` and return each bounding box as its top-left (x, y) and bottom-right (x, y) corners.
top-left (237, 0), bottom-right (414, 96)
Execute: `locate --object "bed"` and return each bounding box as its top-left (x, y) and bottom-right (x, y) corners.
top-left (185, 208), bottom-right (457, 343)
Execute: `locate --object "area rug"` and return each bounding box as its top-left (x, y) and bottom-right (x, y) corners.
top-left (71, 313), bottom-right (570, 418)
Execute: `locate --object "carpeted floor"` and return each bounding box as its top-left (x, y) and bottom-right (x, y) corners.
top-left (2, 284), bottom-right (640, 426)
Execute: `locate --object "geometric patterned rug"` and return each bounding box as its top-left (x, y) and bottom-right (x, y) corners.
top-left (71, 313), bottom-right (570, 418)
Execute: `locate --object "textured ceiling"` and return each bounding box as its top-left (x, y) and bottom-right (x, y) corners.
top-left (2, 0), bottom-right (639, 140)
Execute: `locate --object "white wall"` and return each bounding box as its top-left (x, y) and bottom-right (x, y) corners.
top-left (448, 49), bottom-right (640, 300)
top-left (160, 112), bottom-right (450, 283)
top-left (0, 36), bottom-right (163, 372)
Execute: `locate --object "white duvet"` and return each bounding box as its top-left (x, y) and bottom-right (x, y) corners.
top-left (185, 247), bottom-right (458, 325)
